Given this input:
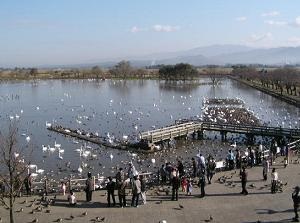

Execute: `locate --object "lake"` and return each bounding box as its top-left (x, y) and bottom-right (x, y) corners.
top-left (0, 78), bottom-right (299, 180)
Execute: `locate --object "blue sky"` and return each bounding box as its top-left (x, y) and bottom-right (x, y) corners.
top-left (0, 0), bottom-right (300, 67)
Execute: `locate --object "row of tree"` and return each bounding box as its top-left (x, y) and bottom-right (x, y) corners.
top-left (232, 66), bottom-right (300, 96)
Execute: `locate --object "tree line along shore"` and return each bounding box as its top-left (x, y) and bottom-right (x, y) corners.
top-left (0, 61), bottom-right (300, 98)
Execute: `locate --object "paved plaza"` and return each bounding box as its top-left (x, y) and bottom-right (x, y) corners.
top-left (1, 156), bottom-right (299, 223)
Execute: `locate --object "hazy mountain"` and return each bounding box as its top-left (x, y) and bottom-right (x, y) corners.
top-left (211, 47), bottom-right (300, 65)
top-left (127, 45), bottom-right (300, 67)
top-left (41, 45), bottom-right (300, 68)
top-left (135, 44), bottom-right (253, 60)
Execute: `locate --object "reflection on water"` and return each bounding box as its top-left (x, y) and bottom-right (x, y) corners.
top-left (0, 78), bottom-right (299, 179)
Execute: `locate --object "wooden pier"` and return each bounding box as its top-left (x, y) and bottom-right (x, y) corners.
top-left (140, 121), bottom-right (202, 143)
top-left (48, 121), bottom-right (300, 150)
top-left (140, 121), bottom-right (300, 144)
top-left (47, 126), bottom-right (151, 152)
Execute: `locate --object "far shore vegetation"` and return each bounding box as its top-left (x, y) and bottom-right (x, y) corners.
top-left (1, 61), bottom-right (300, 97)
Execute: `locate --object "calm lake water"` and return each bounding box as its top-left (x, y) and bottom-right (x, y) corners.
top-left (0, 78), bottom-right (299, 180)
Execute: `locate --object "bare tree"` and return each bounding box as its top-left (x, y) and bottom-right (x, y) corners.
top-left (206, 66), bottom-right (223, 85)
top-left (91, 66), bottom-right (104, 79)
top-left (0, 124), bottom-right (31, 223)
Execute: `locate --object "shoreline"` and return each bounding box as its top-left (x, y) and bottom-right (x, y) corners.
top-left (229, 75), bottom-right (300, 108)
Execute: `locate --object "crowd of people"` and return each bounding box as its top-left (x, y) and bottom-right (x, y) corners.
top-left (17, 138), bottom-right (299, 221)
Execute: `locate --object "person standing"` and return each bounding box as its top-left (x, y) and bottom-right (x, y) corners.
top-left (199, 168), bottom-right (206, 198)
top-left (171, 173), bottom-right (180, 201)
top-left (207, 157), bottom-right (216, 184)
top-left (227, 150), bottom-right (235, 170)
top-left (292, 186), bottom-right (300, 222)
top-left (235, 149), bottom-right (241, 169)
top-left (160, 164), bottom-right (167, 184)
top-left (116, 168), bottom-right (125, 188)
top-left (85, 172), bottom-right (93, 202)
top-left (140, 175), bottom-right (147, 205)
top-left (106, 176), bottom-right (116, 207)
top-left (240, 167), bottom-right (248, 195)
top-left (131, 176), bottom-right (141, 207)
top-left (177, 160), bottom-right (184, 178)
top-left (271, 168), bottom-right (278, 194)
top-left (24, 173), bottom-right (32, 196)
top-left (186, 178), bottom-right (193, 196)
top-left (191, 158), bottom-right (198, 178)
top-left (262, 158), bottom-right (269, 181)
top-left (118, 181), bottom-right (127, 208)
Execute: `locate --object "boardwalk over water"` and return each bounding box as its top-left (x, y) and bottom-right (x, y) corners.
top-left (140, 121), bottom-right (300, 144)
top-left (48, 121), bottom-right (300, 151)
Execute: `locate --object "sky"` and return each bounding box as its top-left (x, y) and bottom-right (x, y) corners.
top-left (0, 0), bottom-right (300, 67)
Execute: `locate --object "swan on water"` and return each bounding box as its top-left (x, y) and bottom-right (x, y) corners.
top-left (54, 141), bottom-right (61, 148)
top-left (42, 145), bottom-right (48, 152)
top-left (46, 121), bottom-right (52, 128)
top-left (25, 136), bottom-right (31, 143)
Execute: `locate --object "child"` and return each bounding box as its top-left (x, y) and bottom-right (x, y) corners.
top-left (181, 177), bottom-right (187, 192)
top-left (187, 178), bottom-right (193, 195)
top-left (284, 157), bottom-right (288, 168)
top-left (67, 190), bottom-right (77, 206)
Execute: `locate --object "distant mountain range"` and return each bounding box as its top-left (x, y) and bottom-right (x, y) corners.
top-left (46, 44), bottom-right (300, 68)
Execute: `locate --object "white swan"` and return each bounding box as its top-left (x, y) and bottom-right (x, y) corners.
top-left (14, 152), bottom-right (19, 158)
top-left (230, 141), bottom-right (237, 148)
top-left (54, 141), bottom-right (61, 148)
top-left (48, 145), bottom-right (56, 152)
top-left (78, 166), bottom-right (83, 173)
top-left (58, 151), bottom-right (63, 160)
top-left (45, 121), bottom-right (52, 128)
top-left (42, 145), bottom-right (48, 152)
top-left (36, 169), bottom-right (44, 174)
top-left (25, 136), bottom-right (30, 143)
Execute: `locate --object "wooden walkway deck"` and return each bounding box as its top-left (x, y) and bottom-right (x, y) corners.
top-left (140, 121), bottom-right (300, 143)
top-left (140, 122), bottom-right (202, 144)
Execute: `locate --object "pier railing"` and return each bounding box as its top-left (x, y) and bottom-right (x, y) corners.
top-left (140, 121), bottom-right (300, 144)
top-left (140, 122), bottom-right (202, 143)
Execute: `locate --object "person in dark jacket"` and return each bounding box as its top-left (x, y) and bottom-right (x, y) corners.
top-left (177, 160), bottom-right (184, 178)
top-left (171, 174), bottom-right (180, 201)
top-left (116, 168), bottom-right (125, 189)
top-left (24, 173), bottom-right (32, 196)
top-left (206, 157), bottom-right (216, 184)
top-left (131, 176), bottom-right (141, 207)
top-left (240, 167), bottom-right (248, 195)
top-left (199, 168), bottom-right (206, 197)
top-left (118, 181), bottom-right (127, 208)
top-left (292, 186), bottom-right (300, 222)
top-left (140, 175), bottom-right (147, 204)
top-left (106, 176), bottom-right (116, 207)
top-left (85, 172), bottom-right (93, 202)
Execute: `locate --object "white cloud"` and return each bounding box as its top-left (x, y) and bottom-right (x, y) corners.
top-left (131, 26), bottom-right (140, 33)
top-left (291, 16), bottom-right (300, 27)
top-left (236, 17), bottom-right (247, 22)
top-left (264, 20), bottom-right (287, 26)
top-left (152, 24), bottom-right (180, 32)
top-left (261, 11), bottom-right (280, 17)
top-left (287, 37), bottom-right (300, 45)
top-left (250, 32), bottom-right (273, 42)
